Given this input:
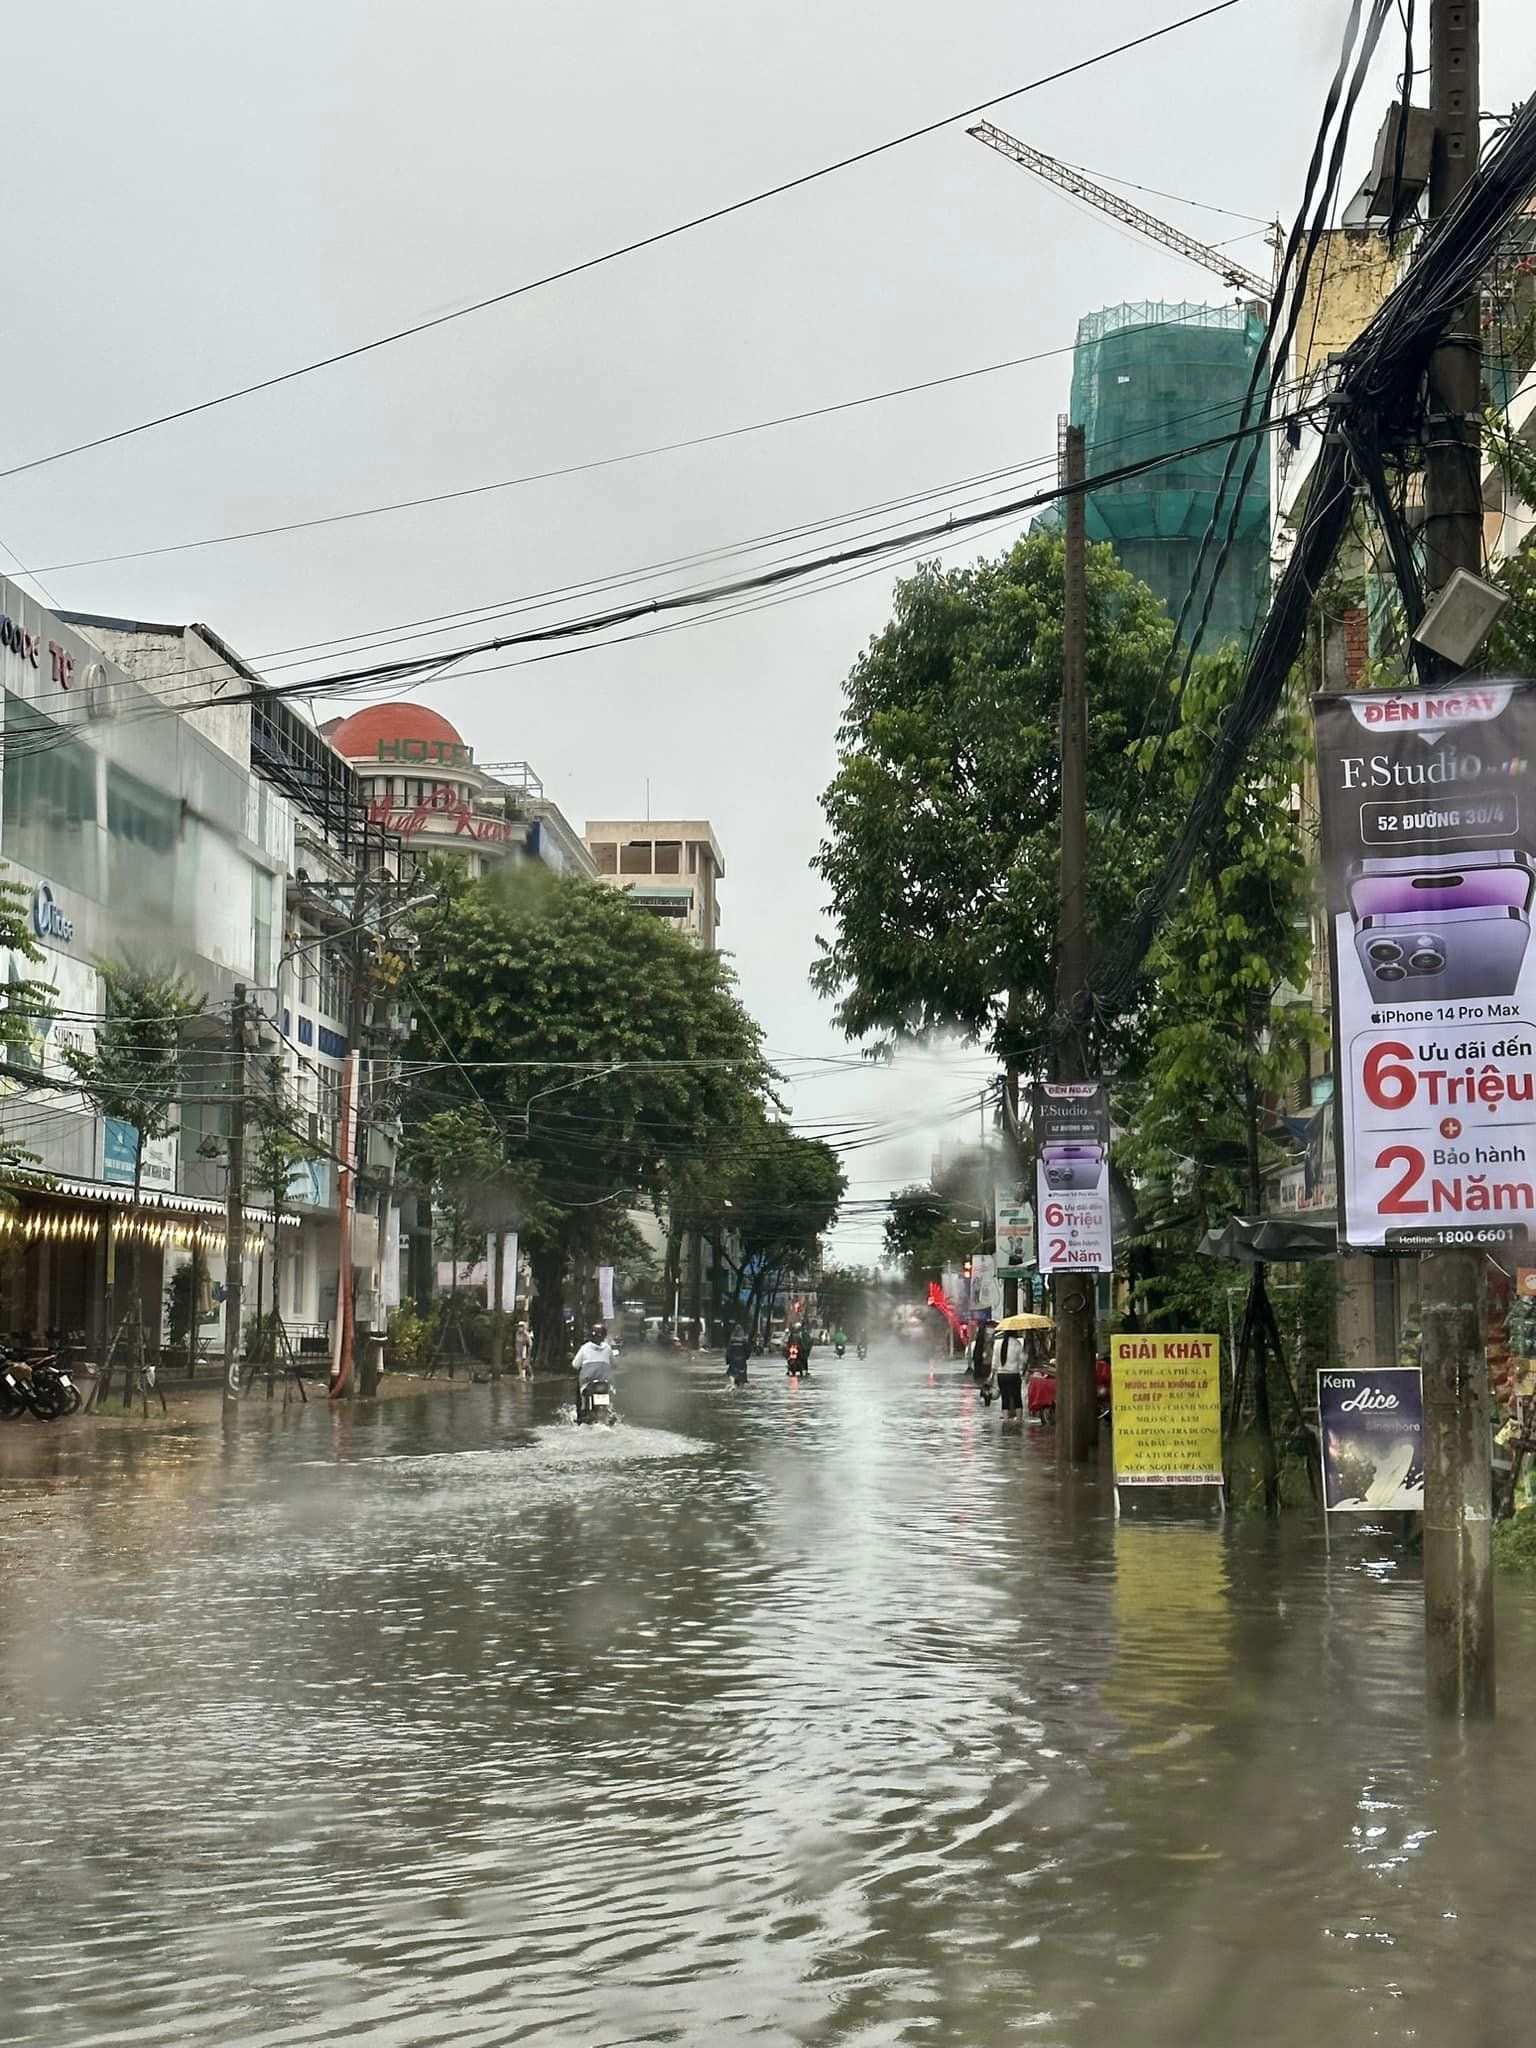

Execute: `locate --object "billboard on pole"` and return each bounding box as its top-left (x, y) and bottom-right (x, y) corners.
top-left (1318, 1366), bottom-right (1424, 1511)
top-left (994, 1187), bottom-right (1035, 1278)
top-left (1033, 1082), bottom-right (1113, 1273)
top-left (1313, 679), bottom-right (1536, 1250)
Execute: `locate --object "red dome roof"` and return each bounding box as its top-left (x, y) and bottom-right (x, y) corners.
top-left (329, 702), bottom-right (469, 766)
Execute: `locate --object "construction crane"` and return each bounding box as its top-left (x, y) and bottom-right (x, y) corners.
top-left (967, 119), bottom-right (1274, 303)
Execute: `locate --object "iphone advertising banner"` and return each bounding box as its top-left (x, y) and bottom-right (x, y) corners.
top-left (1033, 1081), bottom-right (1113, 1273)
top-left (1313, 679), bottom-right (1536, 1250)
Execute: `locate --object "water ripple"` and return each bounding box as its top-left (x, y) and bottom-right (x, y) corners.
top-left (1, 1355), bottom-right (1535, 2045)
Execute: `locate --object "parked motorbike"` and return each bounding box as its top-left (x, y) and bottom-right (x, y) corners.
top-left (0, 1349), bottom-right (80, 1421)
top-left (26, 1357), bottom-right (82, 1419)
top-left (0, 1357), bottom-right (34, 1419)
top-left (577, 1376), bottom-right (617, 1426)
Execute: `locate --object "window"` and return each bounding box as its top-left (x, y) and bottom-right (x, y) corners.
top-left (620, 841), bottom-right (652, 875)
top-left (592, 841), bottom-right (617, 875)
top-left (318, 1067), bottom-right (342, 1125)
top-left (2, 692), bottom-right (102, 897)
top-left (106, 761), bottom-right (180, 921)
top-left (653, 841), bottom-right (681, 874)
top-left (318, 947), bottom-right (347, 1022)
top-left (295, 932), bottom-right (318, 1004)
top-left (252, 870), bottom-right (274, 985)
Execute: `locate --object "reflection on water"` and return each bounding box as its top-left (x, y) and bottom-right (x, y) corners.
top-left (0, 1356), bottom-right (1534, 2045)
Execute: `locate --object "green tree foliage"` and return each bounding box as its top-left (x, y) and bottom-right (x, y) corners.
top-left (1483, 408), bottom-right (1536, 673)
top-left (1116, 655), bottom-right (1316, 1201)
top-left (881, 1183), bottom-right (979, 1286)
top-left (407, 871), bottom-right (778, 1364)
top-left (399, 1108), bottom-right (515, 1366)
top-left (812, 531), bottom-right (1175, 1062)
top-left (63, 963), bottom-right (205, 1404)
top-left (814, 1263), bottom-right (872, 1332)
top-left (715, 1110), bottom-right (845, 1334)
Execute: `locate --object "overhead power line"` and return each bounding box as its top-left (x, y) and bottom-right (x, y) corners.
top-left (0, 377), bottom-right (1309, 751)
top-left (23, 323), bottom-right (1216, 578)
top-left (91, 408), bottom-right (1308, 735)
top-left (0, 3), bottom-right (1245, 487)
top-left (1086, 85), bottom-right (1536, 1027)
top-left (0, 408), bottom-right (1308, 781)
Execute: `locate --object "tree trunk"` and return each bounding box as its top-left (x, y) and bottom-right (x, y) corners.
top-left (267, 1178), bottom-right (283, 1398)
top-left (445, 1220), bottom-right (460, 1379)
top-left (530, 1241), bottom-right (566, 1370)
top-left (124, 1140), bottom-right (146, 1411)
top-left (663, 1222), bottom-right (683, 1337)
top-left (184, 1234), bottom-right (201, 1380)
top-left (490, 1232), bottom-right (505, 1379)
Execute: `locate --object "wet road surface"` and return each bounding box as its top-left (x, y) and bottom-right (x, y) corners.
top-left (2, 1341), bottom-right (1535, 2046)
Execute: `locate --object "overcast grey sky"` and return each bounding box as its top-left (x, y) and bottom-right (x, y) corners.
top-left (5, 1), bottom-right (1535, 1264)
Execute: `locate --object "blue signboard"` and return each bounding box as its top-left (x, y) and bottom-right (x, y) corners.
top-left (103, 1118), bottom-right (138, 1186)
top-left (1318, 1366), bottom-right (1425, 1512)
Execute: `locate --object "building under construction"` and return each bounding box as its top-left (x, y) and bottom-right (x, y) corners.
top-left (1070, 300), bottom-right (1271, 651)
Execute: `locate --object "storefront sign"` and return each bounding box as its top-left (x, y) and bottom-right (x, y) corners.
top-left (1314, 680), bottom-right (1536, 1250)
top-left (286, 1158), bottom-right (333, 1210)
top-left (1033, 1082), bottom-right (1113, 1273)
top-left (1111, 1334), bottom-right (1222, 1486)
top-left (31, 883), bottom-right (73, 944)
top-left (1318, 1366), bottom-right (1424, 1511)
top-left (103, 1119), bottom-right (177, 1192)
top-left (366, 790), bottom-right (517, 843)
top-left (995, 1188), bottom-right (1036, 1277)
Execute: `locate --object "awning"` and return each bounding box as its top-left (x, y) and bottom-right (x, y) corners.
top-left (14, 1178), bottom-right (300, 1228)
top-left (1198, 1214), bottom-right (1339, 1263)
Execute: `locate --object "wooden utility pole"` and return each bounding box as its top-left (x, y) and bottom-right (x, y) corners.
top-left (222, 985), bottom-right (248, 1410)
top-left (1243, 994), bottom-right (1280, 1513)
top-left (1420, 0), bottom-right (1494, 1717)
top-left (330, 1047), bottom-right (359, 1399)
top-left (1055, 421), bottom-right (1098, 1466)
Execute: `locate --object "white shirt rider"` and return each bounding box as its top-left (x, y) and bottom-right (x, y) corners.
top-left (573, 1330), bottom-right (615, 1388)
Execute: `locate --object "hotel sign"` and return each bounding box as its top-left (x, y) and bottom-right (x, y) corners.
top-left (366, 790), bottom-right (518, 844)
top-left (375, 736), bottom-right (471, 766)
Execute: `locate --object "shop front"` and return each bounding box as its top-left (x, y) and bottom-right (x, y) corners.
top-left (0, 1182), bottom-right (294, 1367)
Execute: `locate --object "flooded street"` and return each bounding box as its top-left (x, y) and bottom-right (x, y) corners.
top-left (3, 1344), bottom-right (1535, 2047)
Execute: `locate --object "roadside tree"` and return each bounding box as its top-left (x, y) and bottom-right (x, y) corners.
top-left (64, 963), bottom-right (205, 1406)
top-left (813, 531), bottom-right (1174, 1070)
top-left (407, 870), bottom-right (777, 1367)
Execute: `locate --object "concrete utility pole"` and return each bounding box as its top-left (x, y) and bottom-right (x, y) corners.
top-left (222, 985), bottom-right (248, 1411)
top-left (1055, 421), bottom-right (1098, 1466)
top-left (1420, 0), bottom-right (1494, 1718)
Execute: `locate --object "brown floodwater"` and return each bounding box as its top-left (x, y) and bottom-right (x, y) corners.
top-left (1, 1343), bottom-right (1533, 2046)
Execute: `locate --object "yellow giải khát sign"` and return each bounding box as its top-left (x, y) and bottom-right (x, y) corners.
top-left (1110, 1334), bottom-right (1222, 1486)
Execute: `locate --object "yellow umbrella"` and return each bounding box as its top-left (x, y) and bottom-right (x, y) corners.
top-left (992, 1312), bottom-right (1054, 1333)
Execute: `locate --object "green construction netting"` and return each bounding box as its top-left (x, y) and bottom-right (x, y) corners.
top-left (1071, 302), bottom-right (1272, 647)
